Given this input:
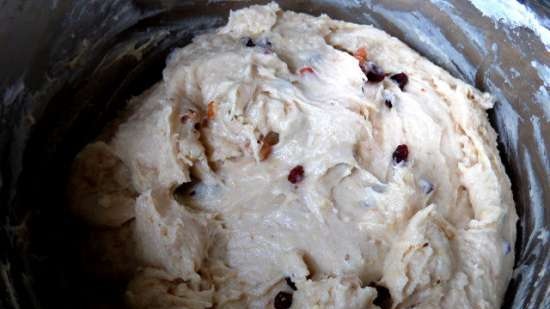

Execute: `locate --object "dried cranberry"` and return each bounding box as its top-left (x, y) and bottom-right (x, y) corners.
top-left (390, 72), bottom-right (408, 91)
top-left (274, 291), bottom-right (293, 309)
top-left (360, 61), bottom-right (385, 83)
top-left (285, 277), bottom-right (297, 291)
top-left (299, 67), bottom-right (314, 75)
top-left (288, 165), bottom-right (305, 184)
top-left (392, 144), bottom-right (409, 164)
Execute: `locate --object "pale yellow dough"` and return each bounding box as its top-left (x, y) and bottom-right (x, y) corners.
top-left (68, 3), bottom-right (517, 309)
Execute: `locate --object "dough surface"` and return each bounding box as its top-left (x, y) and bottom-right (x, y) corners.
top-left (68, 3), bottom-right (517, 309)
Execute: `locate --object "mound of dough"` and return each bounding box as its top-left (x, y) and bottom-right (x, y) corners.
top-left (68, 3), bottom-right (517, 309)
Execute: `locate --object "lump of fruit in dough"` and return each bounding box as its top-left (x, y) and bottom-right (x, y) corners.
top-left (126, 268), bottom-right (213, 309)
top-left (67, 141), bottom-right (136, 227)
top-left (134, 188), bottom-right (210, 282)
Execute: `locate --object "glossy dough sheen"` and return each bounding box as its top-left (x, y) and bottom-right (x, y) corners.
top-left (68, 3), bottom-right (517, 309)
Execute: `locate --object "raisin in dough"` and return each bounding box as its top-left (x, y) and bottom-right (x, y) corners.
top-left (68, 3), bottom-right (517, 309)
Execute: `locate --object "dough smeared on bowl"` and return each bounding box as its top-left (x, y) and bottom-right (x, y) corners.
top-left (68, 3), bottom-right (517, 308)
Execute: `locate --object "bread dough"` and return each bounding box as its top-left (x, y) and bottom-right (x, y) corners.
top-left (68, 3), bottom-right (517, 309)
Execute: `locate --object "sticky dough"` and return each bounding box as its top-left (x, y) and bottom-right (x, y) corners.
top-left (68, 3), bottom-right (517, 309)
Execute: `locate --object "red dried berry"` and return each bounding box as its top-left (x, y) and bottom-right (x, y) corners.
top-left (360, 61), bottom-right (385, 83)
top-left (274, 291), bottom-right (293, 309)
top-left (299, 67), bottom-right (314, 75)
top-left (288, 165), bottom-right (305, 184)
top-left (392, 144), bottom-right (409, 164)
top-left (390, 72), bottom-right (408, 91)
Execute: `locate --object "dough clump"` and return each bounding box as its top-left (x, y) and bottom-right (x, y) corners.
top-left (68, 3), bottom-right (516, 309)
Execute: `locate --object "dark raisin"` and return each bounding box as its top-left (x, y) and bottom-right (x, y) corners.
top-left (288, 165), bottom-right (305, 184)
top-left (245, 37), bottom-right (255, 47)
top-left (390, 72), bottom-right (408, 91)
top-left (274, 291), bottom-right (293, 309)
top-left (384, 100), bottom-right (393, 108)
top-left (369, 283), bottom-right (393, 309)
top-left (285, 277), bottom-right (297, 291)
top-left (360, 61), bottom-right (385, 83)
top-left (392, 144), bottom-right (409, 164)
top-left (194, 122), bottom-right (201, 130)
